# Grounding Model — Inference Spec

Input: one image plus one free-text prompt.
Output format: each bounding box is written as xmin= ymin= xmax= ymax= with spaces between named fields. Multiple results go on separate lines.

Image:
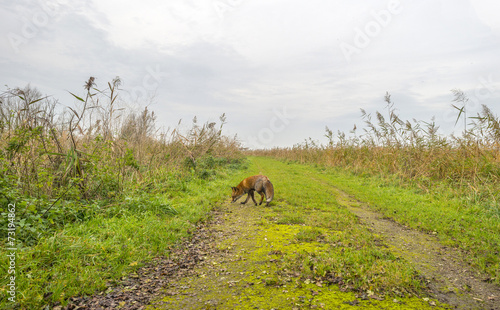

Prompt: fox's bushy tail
xmin=265 ymin=181 xmax=274 ymax=203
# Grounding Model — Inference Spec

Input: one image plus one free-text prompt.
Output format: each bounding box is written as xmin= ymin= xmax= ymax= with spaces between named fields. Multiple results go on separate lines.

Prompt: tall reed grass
xmin=0 ymin=77 xmax=242 ymax=246
xmin=252 ymin=92 xmax=500 ymax=205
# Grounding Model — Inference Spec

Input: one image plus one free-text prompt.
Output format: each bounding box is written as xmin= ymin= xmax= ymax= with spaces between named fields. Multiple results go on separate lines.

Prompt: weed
xmin=276 ymin=213 xmax=306 ymax=225
xmin=294 ymin=227 xmax=325 ymax=242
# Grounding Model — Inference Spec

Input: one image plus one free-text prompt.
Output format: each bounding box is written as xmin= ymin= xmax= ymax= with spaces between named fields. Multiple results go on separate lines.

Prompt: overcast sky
xmin=1 ymin=0 xmax=500 ymax=148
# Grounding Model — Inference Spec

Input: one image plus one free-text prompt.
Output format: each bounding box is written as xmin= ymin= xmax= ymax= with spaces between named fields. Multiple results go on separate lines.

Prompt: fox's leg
xmin=250 ymin=190 xmax=259 ymax=206
xmin=258 ymin=191 xmax=265 ymax=205
xmin=242 ymin=190 xmax=253 ymax=204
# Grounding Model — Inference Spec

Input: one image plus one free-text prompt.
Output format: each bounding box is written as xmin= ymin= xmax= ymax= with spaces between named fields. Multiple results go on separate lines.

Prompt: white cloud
xmin=82 ymin=1 xmax=224 ymax=50
xmin=1 ymin=0 xmax=500 ymax=148
xmin=471 ymin=0 xmax=500 ymax=35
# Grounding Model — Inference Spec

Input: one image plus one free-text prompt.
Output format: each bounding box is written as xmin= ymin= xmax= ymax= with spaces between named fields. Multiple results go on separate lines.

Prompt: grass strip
xmin=0 ymin=163 xmax=247 ymax=309
xmin=259 ymin=156 xmax=499 ymax=284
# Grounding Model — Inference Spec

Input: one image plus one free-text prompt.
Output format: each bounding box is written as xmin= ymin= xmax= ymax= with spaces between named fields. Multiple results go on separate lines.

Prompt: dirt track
xmin=64 ymin=186 xmax=500 ymax=310
xmin=336 ymin=190 xmax=500 ymax=310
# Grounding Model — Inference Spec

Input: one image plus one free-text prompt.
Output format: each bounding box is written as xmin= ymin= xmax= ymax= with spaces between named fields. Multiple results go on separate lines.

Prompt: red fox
xmin=231 ymin=175 xmax=274 ymax=207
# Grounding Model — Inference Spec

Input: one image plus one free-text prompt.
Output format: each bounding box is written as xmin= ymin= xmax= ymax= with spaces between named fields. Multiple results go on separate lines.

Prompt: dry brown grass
xmin=250 ymin=92 xmax=500 ymax=204
xmin=0 ymin=77 xmax=242 ymax=200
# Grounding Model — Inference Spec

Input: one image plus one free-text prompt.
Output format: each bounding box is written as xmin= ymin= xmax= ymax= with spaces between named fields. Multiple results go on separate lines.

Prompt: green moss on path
xmin=148 ymin=157 xmax=448 ymax=309
xmin=149 ymin=204 xmax=441 ymax=309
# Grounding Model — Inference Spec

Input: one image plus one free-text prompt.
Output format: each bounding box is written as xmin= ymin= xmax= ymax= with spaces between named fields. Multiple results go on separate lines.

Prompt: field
xmin=0 ymin=81 xmax=243 ymax=308
xmin=1 ymin=84 xmax=499 ymax=309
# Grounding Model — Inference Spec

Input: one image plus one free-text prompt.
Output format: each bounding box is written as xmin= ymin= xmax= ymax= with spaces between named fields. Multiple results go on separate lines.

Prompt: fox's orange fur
xmin=231 ymin=175 xmax=274 ymax=207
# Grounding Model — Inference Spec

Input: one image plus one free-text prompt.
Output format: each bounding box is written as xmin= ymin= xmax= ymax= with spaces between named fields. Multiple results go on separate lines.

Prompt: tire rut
xmin=335 ymin=190 xmax=500 ymax=310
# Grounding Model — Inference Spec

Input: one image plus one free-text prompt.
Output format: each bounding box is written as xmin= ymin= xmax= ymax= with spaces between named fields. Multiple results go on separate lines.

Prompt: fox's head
xmin=231 ymin=186 xmax=244 ymax=203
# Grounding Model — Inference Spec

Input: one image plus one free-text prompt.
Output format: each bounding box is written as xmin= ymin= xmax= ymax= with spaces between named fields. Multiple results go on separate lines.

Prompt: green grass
xmin=275 ymin=213 xmax=306 ymax=225
xmin=294 ymin=227 xmax=326 ymax=242
xmin=257 ymin=156 xmax=500 ymax=285
xmin=313 ymin=167 xmax=500 ymax=284
xmin=151 ymin=155 xmax=444 ymax=309
xmin=247 ymin=156 xmax=427 ymax=297
xmin=5 ymin=154 xmax=496 ymax=308
xmin=0 ymin=162 xmax=246 ymax=309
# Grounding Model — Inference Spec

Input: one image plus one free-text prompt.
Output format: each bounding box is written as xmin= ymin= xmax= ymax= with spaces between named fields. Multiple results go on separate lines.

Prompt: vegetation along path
xmin=144 ymin=157 xmax=499 ymax=310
